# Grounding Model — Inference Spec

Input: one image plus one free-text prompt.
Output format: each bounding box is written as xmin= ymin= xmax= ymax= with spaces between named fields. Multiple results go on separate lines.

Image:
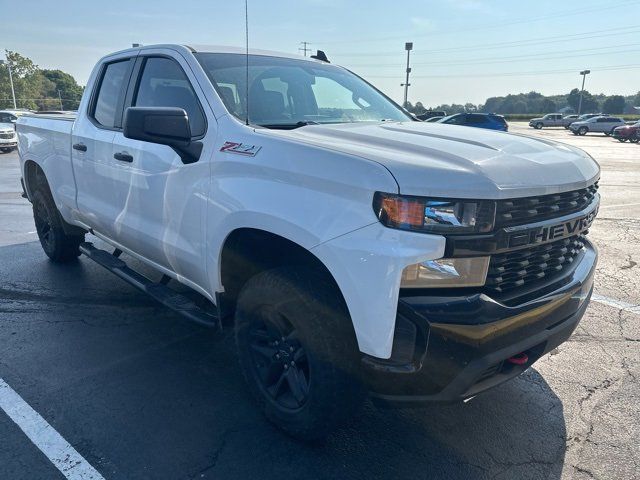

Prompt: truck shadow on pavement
xmin=0 ymin=241 xmax=566 ymax=480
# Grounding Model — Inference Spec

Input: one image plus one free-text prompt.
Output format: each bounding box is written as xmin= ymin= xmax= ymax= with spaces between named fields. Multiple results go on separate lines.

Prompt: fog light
xmin=400 ymin=257 xmax=490 ymax=288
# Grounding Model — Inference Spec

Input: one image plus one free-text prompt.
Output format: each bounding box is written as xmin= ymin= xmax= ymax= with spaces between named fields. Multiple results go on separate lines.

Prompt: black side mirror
xmin=123 ymin=107 xmax=202 ymax=163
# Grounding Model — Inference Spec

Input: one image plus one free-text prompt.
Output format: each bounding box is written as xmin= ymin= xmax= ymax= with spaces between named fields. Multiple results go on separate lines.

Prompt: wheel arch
xmin=218 ymin=227 xmax=350 ymax=323
xmin=23 ymin=159 xmax=49 ymax=200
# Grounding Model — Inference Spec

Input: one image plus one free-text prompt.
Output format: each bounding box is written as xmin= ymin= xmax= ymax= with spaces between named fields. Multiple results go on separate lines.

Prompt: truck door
xmin=108 ymin=54 xmax=213 ymax=289
xmin=72 ymin=57 xmax=134 ymax=237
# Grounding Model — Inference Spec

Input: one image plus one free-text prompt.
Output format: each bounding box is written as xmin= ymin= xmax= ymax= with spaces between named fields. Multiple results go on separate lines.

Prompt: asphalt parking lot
xmin=1 ymin=122 xmax=638 ymax=480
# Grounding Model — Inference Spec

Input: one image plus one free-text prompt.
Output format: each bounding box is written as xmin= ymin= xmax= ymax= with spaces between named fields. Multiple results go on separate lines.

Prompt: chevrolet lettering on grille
xmin=507 ymin=202 xmax=599 ymax=248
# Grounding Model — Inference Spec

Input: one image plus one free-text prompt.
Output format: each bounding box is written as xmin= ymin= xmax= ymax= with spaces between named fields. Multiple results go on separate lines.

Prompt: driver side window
xmin=134 ymin=57 xmax=206 ymax=138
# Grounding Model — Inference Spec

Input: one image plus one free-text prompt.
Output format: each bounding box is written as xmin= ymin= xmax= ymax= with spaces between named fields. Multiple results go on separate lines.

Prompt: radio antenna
xmin=245 ymin=0 xmax=250 ymax=126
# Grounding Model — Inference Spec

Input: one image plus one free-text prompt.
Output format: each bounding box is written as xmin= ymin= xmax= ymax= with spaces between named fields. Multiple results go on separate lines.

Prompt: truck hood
xmin=263 ymin=122 xmax=600 ymax=199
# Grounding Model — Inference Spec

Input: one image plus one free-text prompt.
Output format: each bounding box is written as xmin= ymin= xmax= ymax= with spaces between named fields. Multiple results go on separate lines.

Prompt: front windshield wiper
xmin=257 ymin=121 xmax=320 ymax=130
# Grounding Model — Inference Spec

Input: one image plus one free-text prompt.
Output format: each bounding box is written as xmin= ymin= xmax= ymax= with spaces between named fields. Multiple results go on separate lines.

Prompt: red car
xmin=612 ymin=122 xmax=640 ymax=142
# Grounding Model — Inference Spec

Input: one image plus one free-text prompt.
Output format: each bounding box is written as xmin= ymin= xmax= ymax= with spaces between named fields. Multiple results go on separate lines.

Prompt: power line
xmin=299 ymin=41 xmax=311 ymax=56
xmin=364 ymin=63 xmax=640 ymax=79
xmin=345 ymin=44 xmax=640 ymax=68
xmin=331 ymin=26 xmax=640 ymax=57
xmin=316 ymin=0 xmax=640 ymax=45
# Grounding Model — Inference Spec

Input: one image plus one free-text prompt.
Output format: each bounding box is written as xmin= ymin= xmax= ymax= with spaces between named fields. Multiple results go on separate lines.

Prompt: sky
xmin=2 ymin=0 xmax=640 ymax=106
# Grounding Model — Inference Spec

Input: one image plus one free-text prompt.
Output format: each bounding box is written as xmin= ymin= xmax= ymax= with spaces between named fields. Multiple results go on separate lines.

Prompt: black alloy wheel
xmin=248 ymin=307 xmax=310 ymax=410
xmin=33 ymin=192 xmax=55 ymax=254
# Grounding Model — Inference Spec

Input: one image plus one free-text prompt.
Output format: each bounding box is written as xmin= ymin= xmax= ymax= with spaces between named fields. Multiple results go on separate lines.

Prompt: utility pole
xmin=577 ymin=69 xmax=591 ymax=115
xmin=58 ymin=90 xmax=64 ymax=111
xmin=299 ymin=41 xmax=311 ymax=57
xmin=0 ymin=57 xmax=17 ymax=109
xmin=400 ymin=42 xmax=413 ymax=108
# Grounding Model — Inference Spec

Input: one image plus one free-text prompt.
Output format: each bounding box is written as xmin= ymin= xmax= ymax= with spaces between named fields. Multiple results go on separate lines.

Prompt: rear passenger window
xmin=134 ymin=57 xmax=206 ymax=137
xmin=92 ymin=60 xmax=131 ymax=128
xmin=467 ymin=114 xmax=484 ymax=124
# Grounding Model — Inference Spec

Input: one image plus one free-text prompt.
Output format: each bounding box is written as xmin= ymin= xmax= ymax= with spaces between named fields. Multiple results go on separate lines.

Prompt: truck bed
xmin=17 ymin=113 xmax=77 ymax=217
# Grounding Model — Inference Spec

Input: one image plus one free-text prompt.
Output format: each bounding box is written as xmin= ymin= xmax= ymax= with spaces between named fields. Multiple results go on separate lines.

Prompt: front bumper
xmin=363 ymin=240 xmax=597 ymax=405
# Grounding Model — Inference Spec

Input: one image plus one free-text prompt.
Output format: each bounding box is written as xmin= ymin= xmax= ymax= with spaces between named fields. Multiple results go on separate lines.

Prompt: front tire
xmin=235 ymin=266 xmax=364 ymax=441
xmin=1 ymin=147 xmax=14 ymax=153
xmin=578 ymin=126 xmax=588 ymax=136
xmin=535 ymin=122 xmax=543 ymax=129
xmin=32 ymin=187 xmax=84 ymax=262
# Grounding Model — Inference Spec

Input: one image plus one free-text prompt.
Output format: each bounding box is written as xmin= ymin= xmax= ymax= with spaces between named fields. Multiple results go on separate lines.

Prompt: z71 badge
xmin=220 ymin=142 xmax=262 ymax=156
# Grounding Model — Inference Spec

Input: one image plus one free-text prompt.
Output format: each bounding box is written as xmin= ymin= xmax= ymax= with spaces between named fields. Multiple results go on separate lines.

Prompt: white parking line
xmin=591 ymin=294 xmax=640 ymax=314
xmin=0 ymin=378 xmax=105 ymax=480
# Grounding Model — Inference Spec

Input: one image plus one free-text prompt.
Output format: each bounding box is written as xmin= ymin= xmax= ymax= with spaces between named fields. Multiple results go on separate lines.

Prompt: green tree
xmin=41 ymin=70 xmax=84 ymax=110
xmin=567 ymin=88 xmax=599 ymax=114
xmin=541 ymin=98 xmax=557 ymax=113
xmin=413 ymin=101 xmax=426 ymax=115
xmin=1 ymin=50 xmax=48 ymax=109
xmin=602 ymin=95 xmax=626 ymax=114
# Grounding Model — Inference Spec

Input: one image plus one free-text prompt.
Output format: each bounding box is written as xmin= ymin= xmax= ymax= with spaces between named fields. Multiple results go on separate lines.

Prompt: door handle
xmin=113 ymin=151 xmax=133 ymax=163
xmin=72 ymin=143 xmax=87 ymax=152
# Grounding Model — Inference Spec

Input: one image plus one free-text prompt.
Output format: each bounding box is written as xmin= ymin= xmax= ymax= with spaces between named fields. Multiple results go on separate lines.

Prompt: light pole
xmin=0 ymin=58 xmax=17 ymax=109
xmin=401 ymin=42 xmax=413 ymax=108
xmin=577 ymin=69 xmax=590 ymax=115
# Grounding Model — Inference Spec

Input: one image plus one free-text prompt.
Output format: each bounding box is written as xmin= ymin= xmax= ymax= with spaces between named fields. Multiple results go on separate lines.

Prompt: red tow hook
xmin=507 ymin=352 xmax=529 ymax=365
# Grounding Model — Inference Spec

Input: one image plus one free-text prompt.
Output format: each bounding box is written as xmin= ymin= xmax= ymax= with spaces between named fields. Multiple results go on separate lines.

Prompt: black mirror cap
xmin=123 ymin=107 xmax=191 ymax=146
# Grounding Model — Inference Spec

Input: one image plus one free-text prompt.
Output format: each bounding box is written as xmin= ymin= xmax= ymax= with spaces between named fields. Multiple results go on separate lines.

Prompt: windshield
xmin=195 ymin=53 xmax=411 ymax=128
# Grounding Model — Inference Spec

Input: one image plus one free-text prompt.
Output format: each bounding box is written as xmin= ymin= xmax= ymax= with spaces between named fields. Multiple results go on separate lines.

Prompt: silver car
xmin=569 ymin=115 xmax=625 ymax=136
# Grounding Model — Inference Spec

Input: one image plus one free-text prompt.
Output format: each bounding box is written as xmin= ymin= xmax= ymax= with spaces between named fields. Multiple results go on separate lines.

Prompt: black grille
xmin=495 ymin=182 xmax=598 ymax=228
xmin=485 ymin=235 xmax=586 ymax=294
xmin=0 ymin=132 xmax=14 ymax=139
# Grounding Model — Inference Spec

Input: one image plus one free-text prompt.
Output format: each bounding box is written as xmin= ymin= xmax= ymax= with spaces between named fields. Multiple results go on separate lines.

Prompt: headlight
xmin=373 ymin=192 xmax=495 ymax=234
xmin=401 ymin=257 xmax=490 ymax=288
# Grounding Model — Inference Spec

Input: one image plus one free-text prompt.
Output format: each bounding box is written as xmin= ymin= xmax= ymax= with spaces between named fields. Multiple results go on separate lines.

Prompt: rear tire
xmin=618 ymin=138 xmax=627 ymax=142
xmin=235 ymin=266 xmax=364 ymax=442
xmin=32 ymin=186 xmax=84 ymax=262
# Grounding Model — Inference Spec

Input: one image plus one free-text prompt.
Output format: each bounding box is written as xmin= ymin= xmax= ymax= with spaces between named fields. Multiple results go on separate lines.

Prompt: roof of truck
xmin=109 ymin=44 xmax=323 ymax=63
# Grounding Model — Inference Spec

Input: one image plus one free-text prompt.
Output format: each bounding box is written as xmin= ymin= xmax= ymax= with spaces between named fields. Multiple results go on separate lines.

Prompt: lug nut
xmin=284 ymin=364 xmax=289 ymax=369
xmin=289 ymin=346 xmax=294 ymax=352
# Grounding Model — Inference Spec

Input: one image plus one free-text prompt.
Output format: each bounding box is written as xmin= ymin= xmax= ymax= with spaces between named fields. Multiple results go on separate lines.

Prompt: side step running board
xmin=79 ymin=242 xmax=219 ymax=328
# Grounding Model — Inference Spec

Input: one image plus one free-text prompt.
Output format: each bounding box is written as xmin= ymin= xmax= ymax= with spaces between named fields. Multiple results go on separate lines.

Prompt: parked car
xmin=425 ymin=115 xmax=444 ymax=122
xmin=436 ymin=112 xmax=508 ymax=131
xmin=17 ymin=44 xmax=600 ymax=440
xmin=562 ymin=114 xmax=580 ymax=129
xmin=575 ymin=113 xmax=602 ymax=122
xmin=416 ymin=110 xmax=446 ymax=121
xmin=0 ymin=122 xmax=17 ymax=152
xmin=569 ymin=116 xmax=625 ymax=136
xmin=529 ymin=114 xmax=581 ymax=129
xmin=0 ymin=109 xmax=32 ymax=126
xmin=612 ymin=122 xmax=640 ymax=142
xmin=529 ymin=113 xmax=563 ymax=129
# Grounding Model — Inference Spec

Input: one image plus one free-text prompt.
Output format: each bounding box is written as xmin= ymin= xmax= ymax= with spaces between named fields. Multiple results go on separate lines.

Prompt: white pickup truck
xmin=17 ymin=44 xmax=600 ymax=440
